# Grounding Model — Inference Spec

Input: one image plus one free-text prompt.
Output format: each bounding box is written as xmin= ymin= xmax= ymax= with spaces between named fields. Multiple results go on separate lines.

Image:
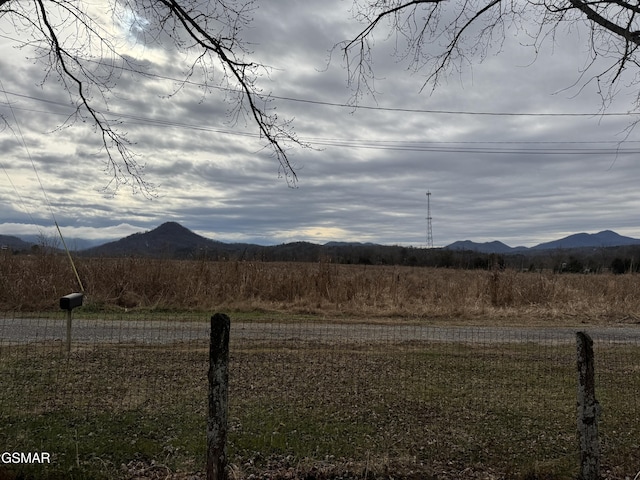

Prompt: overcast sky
xmin=1 ymin=1 xmax=640 ymax=248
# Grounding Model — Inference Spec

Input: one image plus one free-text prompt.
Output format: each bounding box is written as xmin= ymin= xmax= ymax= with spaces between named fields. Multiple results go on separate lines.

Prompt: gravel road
xmin=2 ymin=317 xmax=639 ymax=345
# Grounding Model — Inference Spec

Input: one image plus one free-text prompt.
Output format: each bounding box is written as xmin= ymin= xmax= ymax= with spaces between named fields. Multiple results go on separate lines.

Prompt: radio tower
xmin=426 ymin=191 xmax=433 ymax=248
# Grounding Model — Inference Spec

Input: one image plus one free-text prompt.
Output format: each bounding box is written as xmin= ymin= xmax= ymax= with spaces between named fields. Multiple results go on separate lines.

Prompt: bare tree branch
xmin=0 ymin=0 xmax=302 ymax=194
xmin=33 ymin=0 xmax=150 ymax=195
xmin=569 ymin=0 xmax=640 ymax=43
xmin=341 ymin=0 xmax=640 ymax=114
xmin=154 ymin=0 xmax=299 ymax=183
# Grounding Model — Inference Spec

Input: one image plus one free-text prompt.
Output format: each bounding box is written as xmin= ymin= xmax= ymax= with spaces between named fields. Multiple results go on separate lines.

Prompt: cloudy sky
xmin=1 ymin=1 xmax=640 ymax=248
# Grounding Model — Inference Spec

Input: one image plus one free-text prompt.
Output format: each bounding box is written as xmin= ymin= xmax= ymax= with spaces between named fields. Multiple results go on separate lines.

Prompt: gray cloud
xmin=1 ymin=0 xmax=640 ymax=249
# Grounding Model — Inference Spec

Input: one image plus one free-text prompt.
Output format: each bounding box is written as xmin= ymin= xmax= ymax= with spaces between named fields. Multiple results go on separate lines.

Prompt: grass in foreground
xmin=1 ymin=336 xmax=639 ymax=479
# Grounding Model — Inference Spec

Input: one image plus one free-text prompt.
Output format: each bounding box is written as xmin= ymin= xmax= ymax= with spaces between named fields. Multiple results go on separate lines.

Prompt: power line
xmin=0 ymin=81 xmax=84 ymax=291
xmin=89 ymin=60 xmax=640 ymax=117
xmin=426 ymin=191 xmax=433 ymax=249
xmin=268 ymin=95 xmax=637 ymax=117
xmin=3 ymin=88 xmax=640 ymax=155
xmin=0 ymin=37 xmax=636 ymax=119
xmin=302 ymin=137 xmax=640 ymax=154
xmin=0 ymin=83 xmax=54 ymax=228
xmin=2 ymin=25 xmax=640 ymax=119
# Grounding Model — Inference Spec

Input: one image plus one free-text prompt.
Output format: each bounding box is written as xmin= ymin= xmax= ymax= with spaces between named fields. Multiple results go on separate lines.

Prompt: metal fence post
xmin=576 ymin=331 xmax=600 ymax=480
xmin=207 ymin=313 xmax=230 ymax=480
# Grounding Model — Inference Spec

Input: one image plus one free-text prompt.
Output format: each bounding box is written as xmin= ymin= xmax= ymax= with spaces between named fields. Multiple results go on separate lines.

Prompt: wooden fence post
xmin=207 ymin=313 xmax=230 ymax=480
xmin=576 ymin=331 xmax=600 ymax=480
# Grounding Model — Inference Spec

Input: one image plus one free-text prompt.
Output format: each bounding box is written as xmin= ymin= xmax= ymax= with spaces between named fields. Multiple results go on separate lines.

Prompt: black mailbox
xmin=60 ymin=292 xmax=84 ymax=310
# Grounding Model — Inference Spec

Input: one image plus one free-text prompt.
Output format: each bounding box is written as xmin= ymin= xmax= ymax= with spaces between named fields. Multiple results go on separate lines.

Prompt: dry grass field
xmin=2 ymin=253 xmax=640 ymax=479
xmin=2 ymin=253 xmax=640 ymax=325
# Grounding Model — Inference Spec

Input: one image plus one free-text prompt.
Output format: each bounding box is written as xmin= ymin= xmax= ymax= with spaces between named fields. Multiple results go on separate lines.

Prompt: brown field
xmin=2 ymin=253 xmax=640 ymax=325
xmin=2 ymin=254 xmax=640 ymax=479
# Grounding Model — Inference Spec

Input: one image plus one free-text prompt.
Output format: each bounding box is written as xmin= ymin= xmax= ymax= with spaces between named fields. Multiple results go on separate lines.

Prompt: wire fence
xmin=1 ymin=310 xmax=639 ymax=479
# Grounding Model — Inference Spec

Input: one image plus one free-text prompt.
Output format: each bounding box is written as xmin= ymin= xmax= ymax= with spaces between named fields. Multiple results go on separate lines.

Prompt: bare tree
xmin=0 ymin=0 xmax=300 ymax=195
xmin=341 ymin=0 xmax=640 ymax=109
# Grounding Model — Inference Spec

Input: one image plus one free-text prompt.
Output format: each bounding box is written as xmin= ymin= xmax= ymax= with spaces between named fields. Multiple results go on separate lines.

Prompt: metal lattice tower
xmin=426 ymin=191 xmax=433 ymax=248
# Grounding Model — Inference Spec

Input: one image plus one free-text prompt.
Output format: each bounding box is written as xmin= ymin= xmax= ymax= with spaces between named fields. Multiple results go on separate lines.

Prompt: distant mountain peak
xmin=445 ymin=230 xmax=640 ymax=253
xmin=156 ymin=221 xmax=187 ymax=231
xmin=150 ymin=221 xmax=203 ymax=238
xmin=531 ymin=230 xmax=640 ymax=250
xmin=82 ymin=221 xmax=219 ymax=257
xmin=445 ymin=240 xmax=516 ymax=254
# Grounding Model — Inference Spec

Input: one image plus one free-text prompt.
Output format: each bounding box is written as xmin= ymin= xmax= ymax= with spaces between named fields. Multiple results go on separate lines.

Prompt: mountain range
xmin=446 ymin=230 xmax=640 ymax=254
xmin=0 ymin=234 xmax=33 ymax=251
xmin=2 ymin=222 xmax=640 ymax=257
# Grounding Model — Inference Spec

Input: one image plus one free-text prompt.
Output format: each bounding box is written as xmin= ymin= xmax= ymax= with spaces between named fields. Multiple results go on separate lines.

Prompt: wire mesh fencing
xmin=1 ymin=310 xmax=639 ymax=479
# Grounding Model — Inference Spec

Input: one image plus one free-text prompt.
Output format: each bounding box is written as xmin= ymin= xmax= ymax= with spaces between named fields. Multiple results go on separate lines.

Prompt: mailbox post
xmin=60 ymin=293 xmax=84 ymax=352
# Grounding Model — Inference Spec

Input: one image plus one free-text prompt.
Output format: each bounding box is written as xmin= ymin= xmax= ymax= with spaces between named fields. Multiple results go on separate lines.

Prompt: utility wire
xmin=0 ymin=124 xmax=41 ymax=230
xmin=88 ymin=58 xmax=639 ymax=118
xmin=0 ymin=29 xmax=638 ymax=118
xmin=2 ymin=89 xmax=639 ymax=155
xmin=0 ymin=81 xmax=84 ymax=292
xmin=0 ymin=74 xmax=637 ymax=119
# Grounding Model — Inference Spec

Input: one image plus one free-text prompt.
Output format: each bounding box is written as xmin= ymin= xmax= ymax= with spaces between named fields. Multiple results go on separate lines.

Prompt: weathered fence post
xmin=207 ymin=313 xmax=230 ymax=480
xmin=576 ymin=331 xmax=600 ymax=480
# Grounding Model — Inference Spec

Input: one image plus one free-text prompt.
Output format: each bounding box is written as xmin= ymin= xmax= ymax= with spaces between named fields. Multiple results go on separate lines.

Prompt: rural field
xmin=1 ymin=254 xmax=640 ymax=479
xmin=3 ymin=254 xmax=640 ymax=323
